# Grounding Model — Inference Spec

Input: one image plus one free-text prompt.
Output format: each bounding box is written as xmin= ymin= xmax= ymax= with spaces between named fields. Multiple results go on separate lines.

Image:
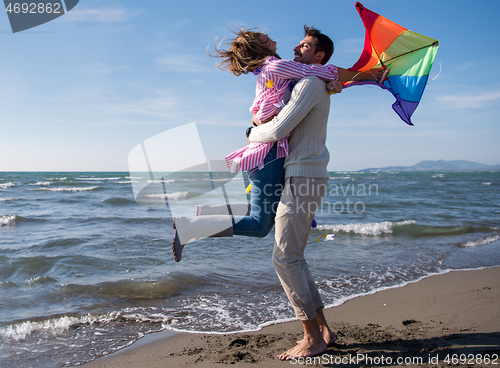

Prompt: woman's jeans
xmin=232 ymin=144 xmax=285 ymax=237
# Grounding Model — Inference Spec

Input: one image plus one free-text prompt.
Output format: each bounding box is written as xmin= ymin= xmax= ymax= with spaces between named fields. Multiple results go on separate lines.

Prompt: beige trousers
xmin=272 ymin=176 xmax=328 ymax=321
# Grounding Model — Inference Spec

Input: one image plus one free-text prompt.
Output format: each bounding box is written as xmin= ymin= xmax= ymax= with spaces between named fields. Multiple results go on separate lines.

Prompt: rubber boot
xmin=195 ymin=203 xmax=251 ymax=216
xmin=172 ymin=215 xmax=233 ymax=262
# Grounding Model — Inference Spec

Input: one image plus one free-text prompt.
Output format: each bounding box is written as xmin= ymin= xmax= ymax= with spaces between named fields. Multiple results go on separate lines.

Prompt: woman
xmin=172 ymin=29 xmax=343 ymax=262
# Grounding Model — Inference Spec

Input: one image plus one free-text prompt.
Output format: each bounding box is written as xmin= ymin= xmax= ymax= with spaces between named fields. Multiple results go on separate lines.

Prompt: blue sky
xmin=1 ymin=0 xmax=499 ymax=171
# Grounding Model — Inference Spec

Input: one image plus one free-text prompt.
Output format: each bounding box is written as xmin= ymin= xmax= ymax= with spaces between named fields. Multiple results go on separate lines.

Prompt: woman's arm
xmin=268 ymin=59 xmax=385 ymax=83
xmin=267 ymin=59 xmax=338 ymax=82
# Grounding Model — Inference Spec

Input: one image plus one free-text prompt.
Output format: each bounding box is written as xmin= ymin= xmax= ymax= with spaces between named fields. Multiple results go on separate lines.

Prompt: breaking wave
xmin=29 ymin=186 xmax=99 ymax=192
xmin=1 ymin=215 xmax=16 ymax=227
xmin=76 ymin=177 xmax=121 ymax=181
xmin=460 ymin=235 xmax=500 ymax=248
xmin=27 ymin=182 xmax=52 ymax=186
xmin=316 ymin=220 xmax=497 ymax=238
xmin=145 ymin=191 xmax=188 ymax=200
xmin=0 ymin=198 xmax=18 ymax=202
xmin=0 ymin=313 xmax=138 ymax=342
xmin=317 ymin=220 xmax=416 ymax=236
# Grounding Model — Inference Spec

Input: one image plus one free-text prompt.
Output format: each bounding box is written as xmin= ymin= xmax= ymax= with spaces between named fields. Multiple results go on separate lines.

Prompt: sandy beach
xmin=82 ymin=267 xmax=500 ymax=368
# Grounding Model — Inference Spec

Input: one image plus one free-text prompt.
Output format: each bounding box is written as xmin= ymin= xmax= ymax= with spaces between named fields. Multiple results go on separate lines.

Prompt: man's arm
xmin=248 ymin=76 xmax=326 ymax=143
xmin=337 ymin=67 xmax=385 ymax=83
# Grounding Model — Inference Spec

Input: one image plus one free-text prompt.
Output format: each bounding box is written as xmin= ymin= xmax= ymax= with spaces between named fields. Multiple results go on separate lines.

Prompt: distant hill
xmin=358 ymin=160 xmax=500 ymax=172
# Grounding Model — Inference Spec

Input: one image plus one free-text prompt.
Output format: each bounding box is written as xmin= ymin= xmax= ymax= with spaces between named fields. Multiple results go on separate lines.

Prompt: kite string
xmin=431 ymin=62 xmax=442 ymax=81
xmin=352 ymin=63 xmax=441 ymax=85
xmin=351 ymin=71 xmax=376 ymax=82
xmin=351 ymin=72 xmax=363 ymax=81
xmin=424 ymin=62 xmax=442 ymax=85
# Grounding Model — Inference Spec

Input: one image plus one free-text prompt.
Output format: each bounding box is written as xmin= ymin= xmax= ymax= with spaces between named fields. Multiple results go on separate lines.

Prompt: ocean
xmin=1 ymin=171 xmax=499 ymax=367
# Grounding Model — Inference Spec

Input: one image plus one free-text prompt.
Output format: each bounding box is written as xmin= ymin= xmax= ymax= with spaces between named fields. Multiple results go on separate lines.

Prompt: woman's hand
xmin=252 ymin=115 xmax=262 ymax=126
xmin=327 ymin=80 xmax=342 ymax=94
xmin=252 ymin=114 xmax=276 ymax=127
xmin=253 ymin=115 xmax=271 ymax=126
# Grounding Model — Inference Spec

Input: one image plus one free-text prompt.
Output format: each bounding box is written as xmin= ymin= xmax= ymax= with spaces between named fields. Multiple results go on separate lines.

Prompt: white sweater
xmin=248 ymin=76 xmax=330 ymax=179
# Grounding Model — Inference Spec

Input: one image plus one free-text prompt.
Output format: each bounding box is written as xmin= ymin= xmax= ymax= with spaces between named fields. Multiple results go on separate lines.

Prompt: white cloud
xmin=436 ymin=90 xmax=500 ymax=108
xmin=74 ymin=62 xmax=129 ymax=77
xmin=62 ymin=7 xmax=137 ymax=22
xmin=170 ymin=19 xmax=191 ymax=29
xmin=336 ymin=37 xmax=364 ymax=55
xmin=109 ymin=89 xmax=181 ymax=118
xmin=157 ymin=55 xmax=214 ymax=73
xmin=454 ymin=62 xmax=475 ymax=72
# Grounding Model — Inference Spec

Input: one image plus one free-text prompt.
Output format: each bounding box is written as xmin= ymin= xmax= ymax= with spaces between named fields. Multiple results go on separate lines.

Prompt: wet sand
xmin=82 ymin=267 xmax=500 ymax=367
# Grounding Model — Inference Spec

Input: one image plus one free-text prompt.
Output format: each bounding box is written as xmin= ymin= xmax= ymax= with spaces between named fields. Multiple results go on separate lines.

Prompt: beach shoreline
xmin=82 ymin=266 xmax=500 ymax=368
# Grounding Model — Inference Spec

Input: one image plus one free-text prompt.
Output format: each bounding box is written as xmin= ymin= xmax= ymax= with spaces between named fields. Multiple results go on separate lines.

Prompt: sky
xmin=1 ymin=0 xmax=499 ymax=172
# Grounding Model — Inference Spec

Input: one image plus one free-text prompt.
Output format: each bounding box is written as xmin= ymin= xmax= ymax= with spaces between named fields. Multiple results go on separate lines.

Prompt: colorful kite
xmin=344 ymin=2 xmax=439 ymax=126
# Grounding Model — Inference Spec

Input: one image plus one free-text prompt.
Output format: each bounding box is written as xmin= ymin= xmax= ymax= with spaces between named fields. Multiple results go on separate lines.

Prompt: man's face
xmin=293 ymin=36 xmax=322 ymax=64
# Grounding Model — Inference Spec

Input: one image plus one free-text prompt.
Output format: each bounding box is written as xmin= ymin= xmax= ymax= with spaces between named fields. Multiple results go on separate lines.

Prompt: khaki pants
xmin=272 ymin=177 xmax=328 ymax=320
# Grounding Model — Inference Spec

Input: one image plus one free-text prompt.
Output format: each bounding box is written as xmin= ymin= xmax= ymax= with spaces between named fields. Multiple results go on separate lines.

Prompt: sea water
xmin=0 ymin=171 xmax=499 ymax=367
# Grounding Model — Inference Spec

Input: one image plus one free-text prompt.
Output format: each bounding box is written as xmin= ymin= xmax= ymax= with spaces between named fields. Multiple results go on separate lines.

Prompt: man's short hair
xmin=304 ymin=25 xmax=334 ymax=65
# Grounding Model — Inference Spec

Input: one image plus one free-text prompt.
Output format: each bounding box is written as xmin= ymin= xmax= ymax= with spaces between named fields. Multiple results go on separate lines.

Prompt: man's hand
xmin=367 ymin=67 xmax=386 ymax=83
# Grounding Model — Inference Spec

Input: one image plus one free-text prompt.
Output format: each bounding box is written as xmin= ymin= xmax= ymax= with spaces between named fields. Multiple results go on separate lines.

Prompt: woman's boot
xmin=172 ymin=215 xmax=233 ymax=262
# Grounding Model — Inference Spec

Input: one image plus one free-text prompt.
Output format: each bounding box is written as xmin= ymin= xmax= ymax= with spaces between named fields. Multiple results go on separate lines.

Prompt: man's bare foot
xmin=314 ymin=308 xmax=336 ymax=346
xmin=321 ymin=328 xmax=336 ymax=346
xmin=297 ymin=331 xmax=336 ymax=346
xmin=277 ymin=338 xmax=327 ymax=360
xmin=297 ymin=326 xmax=337 ymax=347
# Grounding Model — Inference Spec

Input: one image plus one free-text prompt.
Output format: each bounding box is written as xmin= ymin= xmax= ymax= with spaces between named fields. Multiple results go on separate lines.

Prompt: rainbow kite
xmin=344 ymin=2 xmax=439 ymax=126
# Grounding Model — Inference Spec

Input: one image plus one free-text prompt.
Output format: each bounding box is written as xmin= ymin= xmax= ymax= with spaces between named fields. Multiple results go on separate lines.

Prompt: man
xmin=249 ymin=26 xmax=384 ymax=360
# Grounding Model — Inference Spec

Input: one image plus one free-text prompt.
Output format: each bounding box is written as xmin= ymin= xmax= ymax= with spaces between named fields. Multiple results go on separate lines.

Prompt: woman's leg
xmin=172 ymin=214 xmax=233 ymax=262
xmin=232 ymin=144 xmax=285 ymax=237
xmin=195 ymin=203 xmax=250 ymax=216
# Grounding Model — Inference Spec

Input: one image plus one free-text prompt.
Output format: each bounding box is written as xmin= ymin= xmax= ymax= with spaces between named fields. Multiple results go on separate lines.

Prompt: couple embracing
xmin=172 ymin=25 xmax=384 ymax=360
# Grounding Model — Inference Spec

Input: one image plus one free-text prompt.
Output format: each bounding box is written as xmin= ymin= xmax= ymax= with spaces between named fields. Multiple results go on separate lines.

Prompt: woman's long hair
xmin=211 ymin=28 xmax=280 ymax=76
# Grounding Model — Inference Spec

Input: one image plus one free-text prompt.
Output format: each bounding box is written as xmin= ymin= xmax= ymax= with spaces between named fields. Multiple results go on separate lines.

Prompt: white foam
xmin=0 ymin=198 xmax=18 ymax=202
xmin=317 ymin=220 xmax=416 ymax=236
xmin=145 ymin=191 xmax=188 ymax=200
xmin=29 ymin=186 xmax=99 ymax=192
xmin=26 ymin=276 xmax=56 ymax=287
xmin=203 ymin=178 xmax=243 ymax=182
xmin=0 ymin=215 xmax=16 ymax=226
xmin=28 ymin=182 xmax=52 ymax=186
xmin=322 ymin=270 xmax=452 ymax=311
xmin=145 ymin=179 xmax=175 ymax=184
xmin=0 ymin=182 xmax=15 ymax=189
xmin=76 ymin=177 xmax=121 ymax=181
xmin=140 ymin=267 xmax=500 ymax=338
xmin=461 ymin=235 xmax=500 ymax=248
xmin=0 ymin=315 xmax=95 ymax=341
xmin=0 ymin=312 xmax=158 ymax=341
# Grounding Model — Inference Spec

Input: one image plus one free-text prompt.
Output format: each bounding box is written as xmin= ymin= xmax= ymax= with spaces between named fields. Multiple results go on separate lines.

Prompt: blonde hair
xmin=212 ymin=28 xmax=280 ymax=76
